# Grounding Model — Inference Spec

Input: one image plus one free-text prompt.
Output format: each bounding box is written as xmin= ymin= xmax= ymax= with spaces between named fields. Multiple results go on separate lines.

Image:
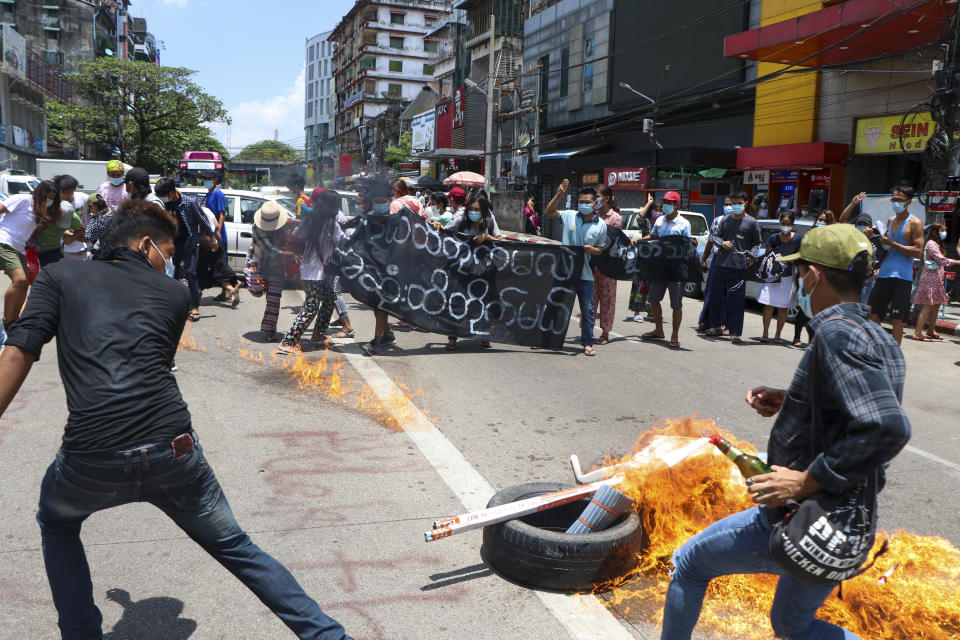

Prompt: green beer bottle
xmin=709 ymin=435 xmax=772 ymax=479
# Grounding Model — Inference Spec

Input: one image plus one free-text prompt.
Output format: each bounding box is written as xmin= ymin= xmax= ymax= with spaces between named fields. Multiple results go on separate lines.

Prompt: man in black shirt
xmin=155 ymin=177 xmax=211 ymax=322
xmin=704 ymin=191 xmax=762 ymax=343
xmin=0 ymin=200 xmax=350 ymax=640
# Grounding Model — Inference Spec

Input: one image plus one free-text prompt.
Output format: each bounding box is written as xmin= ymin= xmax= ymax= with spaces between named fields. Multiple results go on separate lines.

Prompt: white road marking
xmin=298 ymin=292 xmax=634 ymax=640
xmin=904 ymin=445 xmax=960 ymax=475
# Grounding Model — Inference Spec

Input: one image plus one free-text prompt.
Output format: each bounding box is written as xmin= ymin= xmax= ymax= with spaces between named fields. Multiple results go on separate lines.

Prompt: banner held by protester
xmin=591 ymin=227 xmax=701 ymax=282
xmin=331 ymin=209 xmax=584 ymax=349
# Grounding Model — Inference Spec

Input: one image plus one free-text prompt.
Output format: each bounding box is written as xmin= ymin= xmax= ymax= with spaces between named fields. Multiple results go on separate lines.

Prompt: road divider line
xmin=904 ymin=445 xmax=960 ymax=475
xmin=333 ymin=343 xmax=635 ymax=639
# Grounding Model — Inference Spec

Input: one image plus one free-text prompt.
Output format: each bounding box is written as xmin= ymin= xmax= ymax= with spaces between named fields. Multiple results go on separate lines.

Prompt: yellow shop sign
xmin=854 ymin=113 xmax=936 ymax=155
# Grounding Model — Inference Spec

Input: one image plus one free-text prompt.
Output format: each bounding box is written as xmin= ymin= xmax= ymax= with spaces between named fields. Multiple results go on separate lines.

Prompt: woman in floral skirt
xmin=912 ymin=222 xmax=959 ymax=342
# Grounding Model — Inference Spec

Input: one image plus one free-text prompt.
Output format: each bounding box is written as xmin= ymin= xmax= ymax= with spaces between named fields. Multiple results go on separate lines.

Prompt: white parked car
xmin=621 ymin=209 xmax=709 ymax=297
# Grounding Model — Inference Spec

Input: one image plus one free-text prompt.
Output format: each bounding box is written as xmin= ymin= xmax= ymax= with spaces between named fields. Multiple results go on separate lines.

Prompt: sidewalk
xmin=919 ymin=300 xmax=960 ymax=336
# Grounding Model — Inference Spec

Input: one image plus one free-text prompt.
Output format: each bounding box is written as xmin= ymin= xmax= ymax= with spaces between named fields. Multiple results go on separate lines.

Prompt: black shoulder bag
xmin=769 ymin=317 xmax=888 ymax=588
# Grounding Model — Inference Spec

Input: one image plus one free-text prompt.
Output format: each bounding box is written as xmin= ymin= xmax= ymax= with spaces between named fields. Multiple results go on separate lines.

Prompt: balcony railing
xmin=21 ymin=46 xmax=73 ymax=103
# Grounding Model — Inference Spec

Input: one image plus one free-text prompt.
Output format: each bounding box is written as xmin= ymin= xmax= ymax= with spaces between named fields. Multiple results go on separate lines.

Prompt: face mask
xmin=891 ymin=201 xmax=906 ymax=214
xmin=46 ymin=198 xmax=55 ymax=208
xmin=797 ymin=269 xmax=819 ymax=318
xmin=372 ymin=203 xmax=389 ymax=214
xmin=109 ymin=177 xmax=124 ymax=186
xmin=856 ymin=225 xmax=868 ymax=233
xmin=468 ymin=210 xmax=482 ymax=223
xmin=203 ymin=180 xmax=214 ymax=189
xmin=594 ymin=199 xmax=604 ymax=212
xmin=578 ymin=203 xmax=595 ymax=216
xmin=723 ymin=205 xmax=733 ymax=215
xmin=940 ymin=231 xmax=948 ymax=240
xmin=426 ymin=205 xmax=438 ymax=217
xmin=159 ymin=196 xmax=171 ymax=205
xmin=814 ymin=221 xmax=825 ymax=227
xmin=662 ymin=204 xmax=675 ymax=215
xmin=729 ymin=204 xmax=745 ymax=215
xmin=779 ymin=226 xmax=792 ymax=234
xmin=147 ymin=239 xmax=175 ymax=277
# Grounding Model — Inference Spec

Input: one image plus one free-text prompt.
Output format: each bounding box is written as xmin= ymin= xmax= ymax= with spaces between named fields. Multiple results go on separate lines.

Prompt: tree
xmin=47 ymin=58 xmax=229 ymax=172
xmin=234 ymin=140 xmax=303 ymax=163
xmin=384 ymin=131 xmax=412 ymax=170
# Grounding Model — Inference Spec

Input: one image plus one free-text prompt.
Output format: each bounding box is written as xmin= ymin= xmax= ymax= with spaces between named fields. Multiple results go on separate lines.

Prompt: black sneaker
xmin=380 ymin=330 xmax=396 ymax=345
xmin=361 ymin=339 xmax=379 ymax=357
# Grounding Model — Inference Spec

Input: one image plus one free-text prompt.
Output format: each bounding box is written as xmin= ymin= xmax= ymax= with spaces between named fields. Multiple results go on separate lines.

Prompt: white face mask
xmin=779 ymin=225 xmax=792 ymax=234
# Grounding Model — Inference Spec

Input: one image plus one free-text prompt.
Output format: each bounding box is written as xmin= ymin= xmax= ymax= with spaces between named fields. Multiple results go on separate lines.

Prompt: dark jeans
xmin=36 ymin=438 xmax=349 ymax=640
xmin=175 ymin=242 xmax=201 ymax=308
xmin=793 ymin=308 xmax=811 ymax=343
xmin=577 ymin=278 xmax=596 ymax=346
xmin=39 ymin=247 xmax=63 ymax=267
xmin=698 ymin=258 xmax=722 ymax=326
xmin=707 ymin=266 xmax=747 ymax=336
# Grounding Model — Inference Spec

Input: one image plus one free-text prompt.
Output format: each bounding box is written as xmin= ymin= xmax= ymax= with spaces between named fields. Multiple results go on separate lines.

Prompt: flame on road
xmin=594 ymin=416 xmax=960 ymax=640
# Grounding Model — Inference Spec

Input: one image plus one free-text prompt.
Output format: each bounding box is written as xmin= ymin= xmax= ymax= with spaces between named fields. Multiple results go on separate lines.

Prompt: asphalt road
xmin=3 ymin=280 xmax=958 ymax=639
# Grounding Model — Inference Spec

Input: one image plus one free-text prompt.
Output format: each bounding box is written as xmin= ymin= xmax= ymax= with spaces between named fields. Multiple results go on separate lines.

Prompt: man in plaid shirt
xmin=660 ymin=224 xmax=911 ymax=640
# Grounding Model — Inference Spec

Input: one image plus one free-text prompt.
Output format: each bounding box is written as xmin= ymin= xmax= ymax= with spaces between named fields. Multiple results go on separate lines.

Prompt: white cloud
xmin=211 ymin=67 xmax=306 ymax=154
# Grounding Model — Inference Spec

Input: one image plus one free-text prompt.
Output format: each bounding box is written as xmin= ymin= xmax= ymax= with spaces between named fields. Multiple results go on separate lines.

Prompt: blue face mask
xmin=723 ymin=205 xmax=733 ymax=215
xmin=729 ymin=204 xmax=745 ymax=215
xmin=148 ymin=239 xmax=175 ymax=278
xmin=797 ymin=270 xmax=818 ymax=318
xmin=372 ymin=203 xmax=389 ymax=214
xmin=159 ymin=196 xmax=171 ymax=205
xmin=891 ymin=201 xmax=906 ymax=214
xmin=940 ymin=231 xmax=948 ymax=240
xmin=814 ymin=221 xmax=825 ymax=227
xmin=578 ymin=203 xmax=594 ymax=216
xmin=46 ymin=198 xmax=55 ymax=208
xmin=109 ymin=176 xmax=124 ymax=186
xmin=856 ymin=224 xmax=868 ymax=233
xmin=467 ymin=210 xmax=482 ymax=223
xmin=662 ymin=204 xmax=675 ymax=216
xmin=203 ymin=180 xmax=215 ymax=189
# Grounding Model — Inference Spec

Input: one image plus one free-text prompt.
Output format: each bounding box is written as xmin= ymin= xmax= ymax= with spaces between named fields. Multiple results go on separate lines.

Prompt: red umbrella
xmin=443 ymin=171 xmax=485 ymax=188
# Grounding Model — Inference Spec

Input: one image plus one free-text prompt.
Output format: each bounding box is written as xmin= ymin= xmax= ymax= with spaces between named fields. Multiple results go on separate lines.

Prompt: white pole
xmin=484 ymin=13 xmax=496 ymax=190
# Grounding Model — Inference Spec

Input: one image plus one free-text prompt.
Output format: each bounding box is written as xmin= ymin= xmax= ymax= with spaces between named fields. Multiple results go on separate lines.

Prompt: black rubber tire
xmin=482 ymin=482 xmax=644 ymax=592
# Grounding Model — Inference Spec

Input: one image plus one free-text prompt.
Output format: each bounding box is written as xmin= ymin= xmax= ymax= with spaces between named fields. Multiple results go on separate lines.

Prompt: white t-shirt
xmin=63 ymin=192 xmax=91 ymax=254
xmin=652 ymin=214 xmax=692 ymax=238
xmin=0 ymin=194 xmax=38 ymax=253
xmin=299 ymin=223 xmax=344 ymax=281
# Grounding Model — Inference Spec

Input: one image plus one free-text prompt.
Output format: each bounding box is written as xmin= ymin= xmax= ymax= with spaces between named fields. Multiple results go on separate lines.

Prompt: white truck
xmin=0 ymin=171 xmax=40 ymax=195
xmin=36 ymin=159 xmax=132 ymax=192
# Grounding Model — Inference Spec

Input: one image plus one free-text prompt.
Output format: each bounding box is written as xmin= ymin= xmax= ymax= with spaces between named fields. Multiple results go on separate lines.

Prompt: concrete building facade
xmin=304 ymin=30 xmax=335 ymax=173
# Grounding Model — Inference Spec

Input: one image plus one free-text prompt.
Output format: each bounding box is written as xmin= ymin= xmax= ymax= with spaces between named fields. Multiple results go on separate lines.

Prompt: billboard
xmin=604 ymin=167 xmax=648 ymax=191
xmin=411 ymin=108 xmax=436 ymax=157
xmin=854 ymin=112 xmax=936 ymax=155
xmin=2 ymin=25 xmax=26 ymax=80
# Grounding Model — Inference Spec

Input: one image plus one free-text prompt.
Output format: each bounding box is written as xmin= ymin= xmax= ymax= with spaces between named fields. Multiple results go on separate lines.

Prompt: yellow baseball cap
xmin=778 ymin=224 xmax=872 ymax=271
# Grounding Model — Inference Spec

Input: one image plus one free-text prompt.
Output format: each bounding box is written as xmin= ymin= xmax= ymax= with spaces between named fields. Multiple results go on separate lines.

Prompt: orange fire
xmin=594 ymin=416 xmax=960 ymax=640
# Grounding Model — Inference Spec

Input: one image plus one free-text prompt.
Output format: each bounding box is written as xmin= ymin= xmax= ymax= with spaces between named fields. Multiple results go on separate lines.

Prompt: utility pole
xmin=484 ymin=13 xmax=496 ymax=190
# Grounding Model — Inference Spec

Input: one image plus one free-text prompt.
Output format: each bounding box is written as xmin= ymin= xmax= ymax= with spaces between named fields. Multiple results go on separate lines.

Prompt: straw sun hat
xmin=253 ymin=200 xmax=289 ymax=231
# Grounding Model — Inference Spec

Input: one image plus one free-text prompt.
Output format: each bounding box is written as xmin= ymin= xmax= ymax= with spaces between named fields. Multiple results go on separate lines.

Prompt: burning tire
xmin=482 ymin=482 xmax=643 ymax=592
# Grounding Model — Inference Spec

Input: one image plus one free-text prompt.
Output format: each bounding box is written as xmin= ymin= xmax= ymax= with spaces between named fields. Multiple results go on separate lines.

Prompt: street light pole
xmin=484 ymin=13 xmax=496 ymax=190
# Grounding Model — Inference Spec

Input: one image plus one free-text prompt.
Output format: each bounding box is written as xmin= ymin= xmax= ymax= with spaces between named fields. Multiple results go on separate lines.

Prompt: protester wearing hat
xmin=702 ymin=191 xmax=761 ymax=343
xmin=124 ymin=167 xmax=163 ymax=207
xmin=97 ymin=160 xmax=130 ymax=211
xmin=33 ymin=200 xmax=83 ymax=267
xmin=155 ymin=177 xmax=215 ymax=322
xmin=249 ymin=200 xmax=295 ymax=340
xmin=633 ymin=190 xmax=690 ymax=349
xmin=662 ymin=223 xmax=910 ymax=640
xmin=447 ymin=186 xmax=467 ymax=217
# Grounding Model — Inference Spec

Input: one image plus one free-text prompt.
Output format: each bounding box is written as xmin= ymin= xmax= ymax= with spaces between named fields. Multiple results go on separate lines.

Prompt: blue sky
xmin=131 ymin=0 xmax=356 ymax=153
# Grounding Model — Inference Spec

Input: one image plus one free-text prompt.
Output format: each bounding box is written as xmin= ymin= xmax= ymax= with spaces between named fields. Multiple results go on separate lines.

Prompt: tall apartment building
xmin=304 ymin=30 xmax=335 ymax=171
xmin=329 ymin=0 xmax=452 ymax=164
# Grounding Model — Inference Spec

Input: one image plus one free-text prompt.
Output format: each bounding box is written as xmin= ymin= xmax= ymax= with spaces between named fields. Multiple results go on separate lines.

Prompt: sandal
xmin=583 ymin=345 xmax=597 ymax=356
xmin=668 ymin=340 xmax=681 ymax=349
xmin=479 ymin=341 xmax=491 ymax=349
xmin=911 ymin=335 xmax=932 ymax=342
xmin=641 ymin=331 xmax=665 ymax=340
xmin=445 ymin=340 xmax=458 ymax=351
xmin=759 ymin=337 xmax=769 ymax=344
xmin=926 ymin=333 xmax=944 ymax=340
xmin=329 ymin=329 xmax=356 ymax=339
xmin=704 ymin=328 xmax=721 ymax=337
xmin=596 ymin=335 xmax=610 ymax=345
xmin=188 ymin=310 xmax=200 ymax=322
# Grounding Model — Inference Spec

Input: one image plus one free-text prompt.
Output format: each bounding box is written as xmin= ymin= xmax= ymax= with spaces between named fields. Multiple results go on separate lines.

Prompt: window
xmin=388 ymin=83 xmax=402 ymax=97
xmin=559 ymin=48 xmax=569 ymax=97
xmin=323 ymin=59 xmax=328 ymax=76
xmin=47 ymin=7 xmax=59 ymax=18
xmin=307 ymin=83 xmax=314 ymax=99
xmin=539 ymin=55 xmax=549 ymax=104
xmin=240 ymin=198 xmax=262 ymax=225
xmin=389 ymin=60 xmax=402 ymax=72
xmin=359 ymin=55 xmax=376 ymax=70
xmin=425 ymin=15 xmax=437 ymax=28
xmin=307 ymin=102 xmax=313 ymax=118
xmin=365 ymin=78 xmax=376 ymax=94
xmin=424 ymin=39 xmax=438 ymax=53
xmin=390 ymin=11 xmax=404 ymax=25
xmin=389 ymin=36 xmax=404 ymax=49
xmin=423 ymin=63 xmax=435 ymax=76
xmin=309 ymin=45 xmax=315 ymax=61
xmin=308 ymin=64 xmax=314 ymax=80
xmin=45 ymin=28 xmax=59 ymax=41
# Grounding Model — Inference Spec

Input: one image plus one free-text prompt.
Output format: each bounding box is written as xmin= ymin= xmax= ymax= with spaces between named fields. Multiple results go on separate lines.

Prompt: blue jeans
xmin=576 ymin=279 xmax=595 ymax=347
xmin=661 ymin=507 xmax=860 ymax=640
xmin=36 ymin=438 xmax=349 ymax=640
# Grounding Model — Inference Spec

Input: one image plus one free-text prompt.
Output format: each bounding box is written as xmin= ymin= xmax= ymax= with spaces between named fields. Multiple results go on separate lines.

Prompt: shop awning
xmin=536 ymin=144 xmax=608 ymax=160
xmin=737 ymin=142 xmax=849 ymax=169
xmin=723 ymin=0 xmax=954 ymax=67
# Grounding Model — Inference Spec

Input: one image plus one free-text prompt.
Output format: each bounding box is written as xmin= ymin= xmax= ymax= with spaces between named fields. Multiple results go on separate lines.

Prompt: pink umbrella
xmin=443 ymin=171 xmax=485 ymax=188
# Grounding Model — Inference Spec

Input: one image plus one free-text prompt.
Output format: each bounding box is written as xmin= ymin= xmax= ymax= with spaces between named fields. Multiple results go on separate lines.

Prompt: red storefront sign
xmin=338 ymin=156 xmax=353 ymax=178
xmin=604 ymin=167 xmax=649 ymax=191
xmin=928 ymin=191 xmax=960 ymax=213
xmin=436 ymin=98 xmax=453 ymax=148
xmin=453 ymin=86 xmax=466 ymax=129
xmin=809 ymin=171 xmax=831 ymax=189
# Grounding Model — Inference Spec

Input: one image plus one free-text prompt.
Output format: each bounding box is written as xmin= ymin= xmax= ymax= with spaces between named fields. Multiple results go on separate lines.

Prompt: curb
xmin=934 ymin=318 xmax=960 ymax=336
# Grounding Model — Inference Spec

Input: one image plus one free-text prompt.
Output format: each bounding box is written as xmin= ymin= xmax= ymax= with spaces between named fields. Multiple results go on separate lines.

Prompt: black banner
xmin=591 ymin=228 xmax=701 ymax=282
xmin=746 ymin=251 xmax=790 ymax=283
xmin=331 ymin=209 xmax=584 ymax=349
